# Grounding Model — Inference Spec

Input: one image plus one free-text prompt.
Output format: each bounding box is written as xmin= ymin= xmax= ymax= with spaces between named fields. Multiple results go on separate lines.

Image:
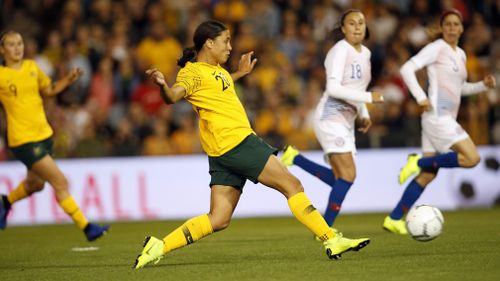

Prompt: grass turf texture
xmin=1 ymin=208 xmax=499 ymax=281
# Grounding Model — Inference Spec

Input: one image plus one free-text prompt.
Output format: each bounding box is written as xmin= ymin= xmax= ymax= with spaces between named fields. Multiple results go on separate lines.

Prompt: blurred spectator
xmin=135 ymin=21 xmax=182 ymax=82
xmin=142 ymin=119 xmax=173 ymax=156
xmin=0 ymin=0 xmax=497 ymax=160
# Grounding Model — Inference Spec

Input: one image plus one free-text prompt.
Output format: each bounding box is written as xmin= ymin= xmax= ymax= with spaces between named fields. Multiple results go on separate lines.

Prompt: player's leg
xmin=163 ymin=185 xmax=240 ymax=252
xmin=385 ymin=151 xmax=438 ymax=235
xmin=258 ymin=155 xmax=369 ymax=259
xmin=30 ymin=155 xmax=108 ymax=241
xmin=451 ymin=138 xmax=480 ymax=168
xmin=325 ymin=152 xmax=355 ymax=227
xmin=400 ymin=118 xmax=474 ymax=184
xmin=280 ymin=145 xmax=336 ymax=187
xmin=134 ymin=185 xmax=241 ymax=269
xmin=0 ymin=171 xmax=45 ymax=230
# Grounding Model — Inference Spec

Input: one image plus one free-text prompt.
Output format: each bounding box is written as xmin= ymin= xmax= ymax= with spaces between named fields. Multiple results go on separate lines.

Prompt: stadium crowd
xmin=0 ymin=0 xmax=498 ymax=160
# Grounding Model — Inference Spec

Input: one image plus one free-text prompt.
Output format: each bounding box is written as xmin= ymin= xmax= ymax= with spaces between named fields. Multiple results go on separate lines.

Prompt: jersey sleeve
xmin=410 ymin=41 xmax=440 ymax=70
xmin=34 ymin=61 xmax=52 ymax=90
xmin=173 ymin=66 xmax=201 ymax=97
xmin=325 ymin=43 xmax=348 ymax=81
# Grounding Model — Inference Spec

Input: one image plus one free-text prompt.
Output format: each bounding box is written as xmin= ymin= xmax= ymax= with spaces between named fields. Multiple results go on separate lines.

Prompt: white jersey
xmin=410 ymin=39 xmax=467 ymax=119
xmin=315 ymin=39 xmax=372 ymax=127
xmin=400 ymin=39 xmax=487 ymax=153
xmin=313 ymin=40 xmax=372 ymax=154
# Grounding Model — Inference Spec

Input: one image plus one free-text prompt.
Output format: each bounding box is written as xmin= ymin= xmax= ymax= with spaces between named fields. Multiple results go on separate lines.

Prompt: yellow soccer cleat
xmin=382 ymin=216 xmax=408 ymax=235
xmin=323 ymin=233 xmax=370 ymax=260
xmin=133 ymin=236 xmax=165 ymax=269
xmin=315 ymin=227 xmax=340 ymax=242
xmin=280 ymin=145 xmax=299 ymax=167
xmin=398 ymin=154 xmax=422 ymax=185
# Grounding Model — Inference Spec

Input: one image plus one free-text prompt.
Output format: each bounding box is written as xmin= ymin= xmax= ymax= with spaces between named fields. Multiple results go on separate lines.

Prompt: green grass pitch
xmin=1 ymin=208 xmax=499 ymax=281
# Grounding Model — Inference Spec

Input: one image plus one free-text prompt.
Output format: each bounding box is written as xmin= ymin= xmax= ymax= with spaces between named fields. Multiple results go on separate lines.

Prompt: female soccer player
xmin=0 ymin=31 xmax=108 ymax=241
xmin=134 ymin=20 xmax=370 ymax=269
xmin=281 ymin=9 xmax=384 ymax=231
xmin=383 ymin=9 xmax=496 ymax=234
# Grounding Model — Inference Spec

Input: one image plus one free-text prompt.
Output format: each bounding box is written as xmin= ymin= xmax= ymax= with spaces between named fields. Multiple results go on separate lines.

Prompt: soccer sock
xmin=7 ymin=181 xmax=29 ymax=205
xmin=59 ymin=196 xmax=89 ymax=229
xmin=418 ymin=152 xmax=459 ymax=169
xmin=294 ymin=154 xmax=336 ymax=187
xmin=287 ymin=192 xmax=335 ymax=241
xmin=163 ymin=214 xmax=214 ymax=254
xmin=390 ymin=179 xmax=424 ymax=220
xmin=323 ymin=178 xmax=352 ymax=226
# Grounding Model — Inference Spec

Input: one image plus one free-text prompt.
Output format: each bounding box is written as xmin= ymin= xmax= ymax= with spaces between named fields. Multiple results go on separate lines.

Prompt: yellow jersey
xmin=0 ymin=60 xmax=53 ymax=147
xmin=174 ymin=62 xmax=254 ymax=156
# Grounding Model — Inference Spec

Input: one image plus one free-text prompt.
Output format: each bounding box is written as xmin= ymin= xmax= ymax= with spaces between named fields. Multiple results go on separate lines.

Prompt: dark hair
xmin=439 ymin=9 xmax=463 ymax=26
xmin=332 ymin=9 xmax=370 ymax=42
xmin=177 ymin=20 xmax=228 ymax=67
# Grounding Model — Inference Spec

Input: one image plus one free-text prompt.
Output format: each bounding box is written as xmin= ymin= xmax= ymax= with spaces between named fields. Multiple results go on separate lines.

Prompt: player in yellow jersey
xmin=0 ymin=31 xmax=109 ymax=241
xmin=133 ymin=20 xmax=369 ymax=269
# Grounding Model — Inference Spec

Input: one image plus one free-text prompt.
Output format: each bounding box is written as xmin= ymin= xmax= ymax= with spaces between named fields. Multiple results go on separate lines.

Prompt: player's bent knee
xmin=29 ymin=184 xmax=45 ymax=193
xmin=468 ymin=154 xmax=481 ymax=168
xmin=283 ymin=175 xmax=304 ymax=194
xmin=25 ymin=179 xmax=45 ymax=193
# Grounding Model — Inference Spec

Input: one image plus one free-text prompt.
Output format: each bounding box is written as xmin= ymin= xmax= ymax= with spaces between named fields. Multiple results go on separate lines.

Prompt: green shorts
xmin=208 ymin=134 xmax=278 ymax=189
xmin=10 ymin=137 xmax=53 ymax=169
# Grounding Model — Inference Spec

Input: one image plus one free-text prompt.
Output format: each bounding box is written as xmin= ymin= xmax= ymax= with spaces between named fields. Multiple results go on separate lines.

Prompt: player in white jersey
xmin=281 ymin=9 xmax=384 ymax=233
xmin=383 ymin=9 xmax=497 ymax=235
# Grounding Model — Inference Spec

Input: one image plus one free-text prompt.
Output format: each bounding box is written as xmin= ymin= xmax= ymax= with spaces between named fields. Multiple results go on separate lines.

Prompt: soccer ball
xmin=405 ymin=205 xmax=444 ymax=242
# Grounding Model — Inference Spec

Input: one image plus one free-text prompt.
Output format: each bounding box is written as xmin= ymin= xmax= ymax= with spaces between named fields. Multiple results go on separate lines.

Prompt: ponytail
xmin=177 ymin=46 xmax=197 ymax=67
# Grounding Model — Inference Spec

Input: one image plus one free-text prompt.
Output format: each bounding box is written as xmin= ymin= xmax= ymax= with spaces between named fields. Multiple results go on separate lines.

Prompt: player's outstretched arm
xmin=231 ymin=51 xmax=257 ymax=81
xmin=145 ymin=68 xmax=185 ymax=104
xmin=41 ymin=67 xmax=83 ymax=97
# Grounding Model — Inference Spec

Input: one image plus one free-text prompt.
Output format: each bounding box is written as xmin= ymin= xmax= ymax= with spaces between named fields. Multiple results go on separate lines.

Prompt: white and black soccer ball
xmin=406 ymin=205 xmax=444 ymax=242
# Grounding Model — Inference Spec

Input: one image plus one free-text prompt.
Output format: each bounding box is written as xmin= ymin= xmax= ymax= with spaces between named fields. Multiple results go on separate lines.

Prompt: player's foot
xmin=382 ymin=216 xmax=408 ymax=235
xmin=398 ymin=154 xmax=421 ymax=184
xmin=315 ymin=227 xmax=339 ymax=241
xmin=281 ymin=145 xmax=299 ymax=167
xmin=323 ymin=233 xmax=370 ymax=260
xmin=134 ymin=236 xmax=165 ymax=269
xmin=0 ymin=195 xmax=10 ymax=230
xmin=84 ymin=223 xmax=110 ymax=242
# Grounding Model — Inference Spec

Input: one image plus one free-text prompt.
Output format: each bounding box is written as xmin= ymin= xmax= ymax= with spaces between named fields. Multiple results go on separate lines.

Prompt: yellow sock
xmin=162 ymin=214 xmax=214 ymax=254
xmin=7 ymin=181 xmax=29 ymax=204
xmin=288 ymin=192 xmax=334 ymax=241
xmin=59 ymin=196 xmax=89 ymax=229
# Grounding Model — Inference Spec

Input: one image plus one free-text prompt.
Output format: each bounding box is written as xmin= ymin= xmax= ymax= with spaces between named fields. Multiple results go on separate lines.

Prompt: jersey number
xmin=214 ymin=72 xmax=230 ymax=91
xmin=350 ymin=64 xmax=362 ymax=79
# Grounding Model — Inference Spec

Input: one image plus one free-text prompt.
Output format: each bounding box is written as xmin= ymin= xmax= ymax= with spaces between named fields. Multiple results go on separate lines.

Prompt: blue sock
xmin=323 ymin=178 xmax=352 ymax=226
xmin=418 ymin=152 xmax=459 ymax=169
xmin=390 ymin=179 xmax=424 ymax=220
xmin=294 ymin=154 xmax=336 ymax=187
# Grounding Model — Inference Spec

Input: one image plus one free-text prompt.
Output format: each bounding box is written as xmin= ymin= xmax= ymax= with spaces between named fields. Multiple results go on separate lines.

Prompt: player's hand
xmin=68 ymin=67 xmax=83 ymax=83
xmin=371 ymin=91 xmax=384 ymax=103
xmin=237 ymin=51 xmax=257 ymax=75
xmin=484 ymin=74 xmax=496 ymax=88
xmin=145 ymin=68 xmax=167 ymax=86
xmin=418 ymin=99 xmax=432 ymax=112
xmin=358 ymin=117 xmax=372 ymax=133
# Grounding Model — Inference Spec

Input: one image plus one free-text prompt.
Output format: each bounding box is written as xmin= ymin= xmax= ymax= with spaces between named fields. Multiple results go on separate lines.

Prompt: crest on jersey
xmin=334 ymin=137 xmax=345 ymax=147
